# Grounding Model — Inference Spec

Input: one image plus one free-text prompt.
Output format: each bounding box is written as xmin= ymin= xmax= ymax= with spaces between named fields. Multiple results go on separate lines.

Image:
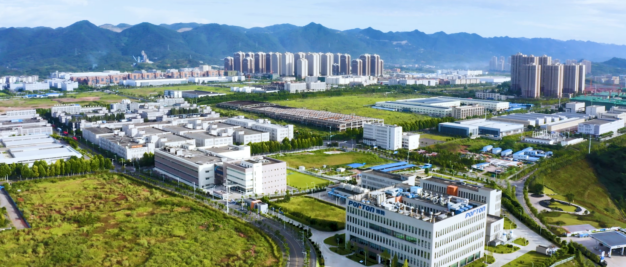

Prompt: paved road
xmin=510 ymin=170 xmax=547 ymax=228
xmin=0 ymin=188 xmax=27 ymax=229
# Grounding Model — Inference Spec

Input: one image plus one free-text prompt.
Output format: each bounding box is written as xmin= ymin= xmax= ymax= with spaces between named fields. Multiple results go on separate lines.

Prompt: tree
xmin=531 ymin=183 xmax=544 ymax=195
xmin=564 ymin=193 xmax=575 ymax=203
xmin=392 ymin=254 xmax=398 ymax=267
xmin=402 ymin=259 xmax=409 ymax=267
xmin=380 ymin=250 xmax=391 ymax=267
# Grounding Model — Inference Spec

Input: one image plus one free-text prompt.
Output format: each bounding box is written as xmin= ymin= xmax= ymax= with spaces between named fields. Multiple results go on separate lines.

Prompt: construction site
xmin=217 ymin=101 xmax=383 ymax=131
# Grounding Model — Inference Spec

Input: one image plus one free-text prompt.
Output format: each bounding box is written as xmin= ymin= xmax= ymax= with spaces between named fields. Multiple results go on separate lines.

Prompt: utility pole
xmin=588 ymin=133 xmax=592 ymax=154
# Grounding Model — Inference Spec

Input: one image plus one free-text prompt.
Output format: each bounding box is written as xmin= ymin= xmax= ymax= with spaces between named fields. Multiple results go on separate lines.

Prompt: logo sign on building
xmin=465 ymin=206 xmax=486 ymax=219
xmin=348 ymin=200 xmax=386 ymax=216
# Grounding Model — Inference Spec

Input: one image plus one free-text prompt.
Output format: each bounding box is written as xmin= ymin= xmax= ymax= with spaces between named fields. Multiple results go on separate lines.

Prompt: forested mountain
xmin=2 ymin=20 xmax=626 ymax=76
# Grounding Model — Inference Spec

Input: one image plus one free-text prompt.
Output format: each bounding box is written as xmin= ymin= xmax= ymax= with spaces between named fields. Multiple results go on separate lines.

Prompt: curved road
xmin=509 ymin=170 xmax=547 ymax=228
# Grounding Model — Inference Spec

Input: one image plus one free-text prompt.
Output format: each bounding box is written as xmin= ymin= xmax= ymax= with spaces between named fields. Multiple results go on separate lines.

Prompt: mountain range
xmin=2 ymin=20 xmax=626 ymax=76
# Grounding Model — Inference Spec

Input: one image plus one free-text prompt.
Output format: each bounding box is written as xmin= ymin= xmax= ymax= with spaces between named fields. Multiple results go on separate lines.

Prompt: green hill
xmin=4 ymin=20 xmax=626 ymax=76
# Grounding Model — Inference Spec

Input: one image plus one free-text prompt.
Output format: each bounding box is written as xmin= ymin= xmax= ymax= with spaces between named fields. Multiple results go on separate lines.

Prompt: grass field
xmin=287 ymin=172 xmax=331 ymax=190
xmin=513 ymin=238 xmax=529 ymax=246
xmin=542 ymin=159 xmax=626 ymax=227
xmin=542 ymin=212 xmax=604 ymax=228
xmin=275 ymin=149 xmax=394 ymax=169
xmin=273 ymin=196 xmax=345 ymax=231
xmin=548 ymin=202 xmax=578 ymax=212
xmin=0 ymin=91 xmax=125 ymax=112
xmin=0 ymin=174 xmax=280 ymax=267
xmin=503 ymin=216 xmax=517 ymax=230
xmin=419 ymin=133 xmax=452 ymax=141
xmin=118 ymin=85 xmax=233 ymax=97
xmin=502 ymin=251 xmax=552 ymax=267
xmin=271 ymin=94 xmax=431 ymax=125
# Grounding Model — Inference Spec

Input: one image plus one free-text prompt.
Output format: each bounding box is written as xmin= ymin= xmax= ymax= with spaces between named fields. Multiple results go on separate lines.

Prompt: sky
xmin=1 ymin=0 xmax=625 ymax=45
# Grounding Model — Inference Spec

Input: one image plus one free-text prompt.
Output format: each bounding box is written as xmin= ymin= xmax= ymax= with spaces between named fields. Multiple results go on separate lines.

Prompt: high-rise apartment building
xmin=379 ymin=59 xmax=384 ymax=76
xmin=565 ymin=59 xmax=578 ymax=65
xmin=254 ymin=52 xmax=266 ymax=74
xmin=294 ymin=52 xmax=306 ymax=66
xmin=242 ymin=57 xmax=255 ymax=74
xmin=321 ymin=53 xmax=334 ymax=76
xmin=224 ymin=57 xmax=234 ymax=71
xmin=296 ymin=58 xmax=308 ymax=80
xmin=542 ymin=64 xmax=564 ymax=98
xmin=233 ymin=52 xmax=245 ymax=73
xmin=332 ymin=64 xmax=340 ymax=76
xmin=351 ymin=59 xmax=363 ymax=76
xmin=563 ymin=64 xmax=580 ymax=94
xmin=578 ymin=64 xmax=586 ymax=93
xmin=581 ymin=60 xmax=591 ymax=74
xmin=340 ymin=54 xmax=352 ymax=75
xmin=360 ymin=54 xmax=371 ymax=76
xmin=306 ymin=53 xmax=321 ymax=77
xmin=521 ymin=63 xmax=541 ymax=98
xmin=489 ymin=56 xmax=498 ymax=71
xmin=511 ymin=53 xmax=538 ymax=93
xmin=334 ymin=53 xmax=342 ymax=74
xmin=271 ymin=52 xmax=282 ymax=75
xmin=281 ymin=52 xmax=295 ymax=76
xmin=370 ymin=54 xmax=382 ymax=76
xmin=265 ymin=52 xmax=274 ymax=74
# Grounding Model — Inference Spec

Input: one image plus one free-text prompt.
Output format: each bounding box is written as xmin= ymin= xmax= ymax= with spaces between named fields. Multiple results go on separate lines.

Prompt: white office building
xmin=402 ymin=133 xmax=420 ymax=150
xmin=223 ymin=157 xmax=287 ymax=195
xmin=284 ymin=82 xmax=308 ymax=93
xmin=345 ymin=182 xmax=499 ymax=267
xmin=363 ymin=123 xmax=402 ymax=150
xmin=233 ymin=128 xmax=270 ymax=144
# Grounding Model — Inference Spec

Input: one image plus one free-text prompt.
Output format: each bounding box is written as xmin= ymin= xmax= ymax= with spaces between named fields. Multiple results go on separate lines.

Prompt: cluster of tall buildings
xmin=511 ymin=53 xmax=586 ymax=98
xmin=488 ymin=56 xmax=508 ymax=72
xmin=224 ymin=52 xmax=383 ymax=78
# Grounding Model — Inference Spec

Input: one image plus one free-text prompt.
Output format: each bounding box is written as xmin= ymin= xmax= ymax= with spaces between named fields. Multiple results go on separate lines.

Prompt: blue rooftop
xmin=371 ymin=162 xmax=407 ymax=170
xmin=346 ymin=163 xmax=366 ymax=168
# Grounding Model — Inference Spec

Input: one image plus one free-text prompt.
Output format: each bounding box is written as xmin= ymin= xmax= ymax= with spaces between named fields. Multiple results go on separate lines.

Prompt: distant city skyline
xmin=2 ymin=0 xmax=626 ymax=45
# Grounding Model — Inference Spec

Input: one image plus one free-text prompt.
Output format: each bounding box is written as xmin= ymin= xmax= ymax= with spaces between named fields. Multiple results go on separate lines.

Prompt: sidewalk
xmin=0 ymin=188 xmax=27 ymax=230
xmin=491 ymin=211 xmax=556 ymax=267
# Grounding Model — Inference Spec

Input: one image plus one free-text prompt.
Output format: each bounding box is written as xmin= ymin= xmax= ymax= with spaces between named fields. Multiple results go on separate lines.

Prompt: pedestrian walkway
xmin=0 ymin=188 xmax=27 ymax=230
xmin=491 ymin=211 xmax=556 ymax=267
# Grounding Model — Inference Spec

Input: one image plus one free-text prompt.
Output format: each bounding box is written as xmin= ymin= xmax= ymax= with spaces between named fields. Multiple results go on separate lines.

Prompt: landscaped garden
xmin=503 ymin=216 xmax=517 ymax=229
xmin=0 ymin=174 xmax=281 ymax=267
xmin=271 ymin=196 xmax=345 ymax=231
xmin=501 ymin=251 xmax=553 ymax=267
xmin=485 ymin=244 xmax=520 ymax=254
xmin=513 ymin=238 xmax=529 ymax=246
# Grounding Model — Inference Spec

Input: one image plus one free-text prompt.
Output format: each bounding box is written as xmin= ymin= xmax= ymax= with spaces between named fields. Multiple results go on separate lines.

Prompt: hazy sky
xmin=1 ymin=0 xmax=625 ymax=45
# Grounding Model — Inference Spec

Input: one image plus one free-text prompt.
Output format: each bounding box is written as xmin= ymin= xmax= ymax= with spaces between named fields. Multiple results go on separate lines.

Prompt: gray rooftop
xmin=85 ymin=127 xmax=115 ymax=135
xmin=562 ymin=224 xmax=597 ymax=233
xmin=581 ymin=119 xmax=622 ymax=125
xmin=424 ymin=176 xmax=496 ymax=192
xmin=591 ymin=231 xmax=626 ymax=248
xmin=159 ymin=148 xmax=222 ymax=165
xmin=362 ymin=169 xmax=407 ymax=181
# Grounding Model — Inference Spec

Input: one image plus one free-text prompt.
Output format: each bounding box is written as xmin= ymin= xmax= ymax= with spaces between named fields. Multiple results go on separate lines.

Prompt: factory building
xmin=225 ymin=116 xmax=293 ymax=141
xmin=402 ymin=133 xmax=420 ymax=150
xmin=438 ymin=119 xmax=524 ymax=138
xmin=578 ymin=118 xmax=624 ymax=137
xmin=539 ymin=118 xmax=585 ymax=132
xmin=420 ymin=177 xmax=502 ymax=216
xmin=0 ymin=135 xmax=82 ymax=166
xmin=155 ymin=146 xmax=222 ymax=188
xmin=374 ymin=97 xmax=508 ymax=119
xmin=363 ymin=123 xmax=403 ymax=150
xmin=490 ymin=113 xmax=589 ymax=127
xmin=345 ymin=182 xmax=502 ymax=267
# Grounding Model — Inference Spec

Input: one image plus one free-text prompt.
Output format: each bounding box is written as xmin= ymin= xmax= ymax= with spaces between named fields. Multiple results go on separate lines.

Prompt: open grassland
xmin=271 ymin=94 xmax=431 ymax=125
xmin=119 ymin=85 xmax=234 ymax=97
xmin=275 ymin=149 xmax=394 ymax=169
xmin=0 ymin=92 xmax=124 ymax=112
xmin=0 ymin=174 xmax=280 ymax=267
xmin=286 ymin=172 xmax=331 ymax=190
xmin=273 ymin=196 xmax=345 ymax=231
xmin=548 ymin=202 xmax=578 ymax=212
xmin=419 ymin=133 xmax=453 ymax=141
xmin=543 ymin=212 xmax=604 ymax=228
xmin=542 ymin=159 xmax=626 ymax=227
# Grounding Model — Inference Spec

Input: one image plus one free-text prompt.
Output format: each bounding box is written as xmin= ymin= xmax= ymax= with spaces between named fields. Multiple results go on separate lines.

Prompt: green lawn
xmin=502 ymin=251 xmax=552 ymax=267
xmin=485 ymin=244 xmax=520 ymax=254
xmin=347 ymin=252 xmax=378 ymax=266
xmin=419 ymin=133 xmax=452 ymax=141
xmin=503 ymin=216 xmax=517 ymax=230
xmin=323 ymin=233 xmax=346 ymax=246
xmin=1 ymin=174 xmax=280 ymax=267
xmin=271 ymin=94 xmax=431 ymax=124
xmin=274 ymin=149 xmax=394 ymax=169
xmin=118 ymin=84 xmax=234 ymax=97
xmin=272 ymin=196 xmax=345 ymax=231
xmin=287 ymin=172 xmax=331 ymax=190
xmin=542 ymin=212 xmax=604 ymax=228
xmin=513 ymin=238 xmax=529 ymax=246
xmin=548 ymin=202 xmax=578 ymax=212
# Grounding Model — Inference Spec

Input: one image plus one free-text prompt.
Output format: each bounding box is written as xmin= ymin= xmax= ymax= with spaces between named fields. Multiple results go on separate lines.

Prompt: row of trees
xmin=397 ymin=117 xmax=455 ymax=132
xmin=249 ymin=137 xmax=324 ymax=155
xmin=0 ymin=155 xmax=113 ymax=179
xmin=169 ymin=107 xmax=200 ymax=115
xmin=83 ymin=112 xmax=125 ymax=122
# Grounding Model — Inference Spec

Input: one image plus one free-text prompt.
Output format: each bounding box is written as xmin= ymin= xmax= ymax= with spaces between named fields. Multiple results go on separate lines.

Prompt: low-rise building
xmin=223 ymin=157 xmax=287 ymax=195
xmin=565 ymin=102 xmax=585 ymax=113
xmin=155 ymin=146 xmax=223 ymax=189
xmin=402 ymin=133 xmax=420 ymax=150
xmin=439 ymin=119 xmax=524 ymax=138
xmin=225 ymin=117 xmax=293 ymax=141
xmin=233 ymin=128 xmax=270 ymax=145
xmin=578 ymin=118 xmax=624 ymax=137
xmin=0 ymin=141 xmax=82 ymax=166
xmin=360 ymin=170 xmax=416 ymax=190
xmin=451 ymin=105 xmax=485 ymax=119
xmin=421 ymin=176 xmax=502 ymax=216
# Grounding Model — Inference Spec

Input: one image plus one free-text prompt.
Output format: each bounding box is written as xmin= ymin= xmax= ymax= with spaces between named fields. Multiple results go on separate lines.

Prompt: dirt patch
xmin=55 ymin=97 xmax=100 ymax=103
xmin=249 ymin=245 xmax=256 ymax=256
xmin=238 ymin=232 xmax=248 ymax=238
xmin=173 ymin=207 xmax=191 ymax=212
xmin=17 ymin=197 xmax=24 ymax=202
xmin=199 ymin=225 xmax=207 ymax=230
xmin=116 ymin=194 xmax=127 ymax=201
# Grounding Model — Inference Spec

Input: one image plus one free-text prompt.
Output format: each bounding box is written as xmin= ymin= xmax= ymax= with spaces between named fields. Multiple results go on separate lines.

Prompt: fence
xmin=549 ymin=256 xmax=575 ymax=267
xmin=1 ymin=187 xmax=31 ymax=228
